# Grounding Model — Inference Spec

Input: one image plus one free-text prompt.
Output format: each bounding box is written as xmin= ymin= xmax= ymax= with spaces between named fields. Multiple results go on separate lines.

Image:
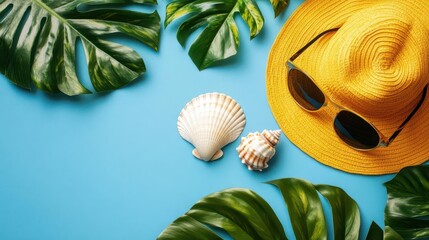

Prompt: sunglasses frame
xmin=286 ymin=28 xmax=427 ymax=151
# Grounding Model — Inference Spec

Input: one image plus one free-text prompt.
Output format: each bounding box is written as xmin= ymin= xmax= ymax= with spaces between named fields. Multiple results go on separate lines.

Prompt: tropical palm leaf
xmin=316 ymin=185 xmax=361 ymax=240
xmin=366 ymin=222 xmax=384 ymax=240
xmin=164 ymin=0 xmax=289 ymax=70
xmin=158 ymin=178 xmax=364 ymax=240
xmin=385 ymin=166 xmax=429 ymax=239
xmin=0 ymin=0 xmax=160 ymax=95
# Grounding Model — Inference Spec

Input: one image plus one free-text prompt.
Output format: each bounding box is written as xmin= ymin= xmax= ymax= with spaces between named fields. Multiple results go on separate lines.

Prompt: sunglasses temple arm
xmin=386 ymin=85 xmax=428 ymax=145
xmin=289 ymin=28 xmax=340 ymax=61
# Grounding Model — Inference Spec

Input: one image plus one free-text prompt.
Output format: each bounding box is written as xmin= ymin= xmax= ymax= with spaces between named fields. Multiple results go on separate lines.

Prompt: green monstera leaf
xmin=385 ymin=166 xmax=429 ymax=239
xmin=158 ymin=178 xmax=365 ymax=240
xmin=0 ymin=0 xmax=160 ymax=96
xmin=164 ymin=0 xmax=289 ymax=70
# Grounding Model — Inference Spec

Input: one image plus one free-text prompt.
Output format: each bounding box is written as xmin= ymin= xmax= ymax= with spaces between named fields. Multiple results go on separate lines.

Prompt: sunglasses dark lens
xmin=334 ymin=111 xmax=380 ymax=149
xmin=288 ymin=68 xmax=325 ymax=110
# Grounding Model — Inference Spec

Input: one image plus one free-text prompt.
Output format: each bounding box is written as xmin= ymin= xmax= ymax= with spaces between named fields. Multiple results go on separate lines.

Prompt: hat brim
xmin=266 ymin=0 xmax=429 ymax=175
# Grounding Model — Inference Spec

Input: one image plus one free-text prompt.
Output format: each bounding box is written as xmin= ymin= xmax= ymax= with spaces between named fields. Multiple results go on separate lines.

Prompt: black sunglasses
xmin=286 ymin=28 xmax=427 ymax=150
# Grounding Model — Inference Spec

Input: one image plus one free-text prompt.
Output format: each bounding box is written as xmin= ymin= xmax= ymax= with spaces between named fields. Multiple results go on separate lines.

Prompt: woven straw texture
xmin=266 ymin=0 xmax=429 ymax=175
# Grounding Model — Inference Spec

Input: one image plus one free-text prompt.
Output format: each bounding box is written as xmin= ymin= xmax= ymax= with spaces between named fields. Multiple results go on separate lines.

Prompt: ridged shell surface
xmin=237 ymin=130 xmax=281 ymax=171
xmin=178 ymin=92 xmax=246 ymax=161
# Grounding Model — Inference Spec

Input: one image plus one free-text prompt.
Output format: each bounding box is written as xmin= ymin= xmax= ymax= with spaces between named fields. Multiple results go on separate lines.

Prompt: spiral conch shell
xmin=237 ymin=130 xmax=281 ymax=171
xmin=177 ymin=92 xmax=246 ymax=161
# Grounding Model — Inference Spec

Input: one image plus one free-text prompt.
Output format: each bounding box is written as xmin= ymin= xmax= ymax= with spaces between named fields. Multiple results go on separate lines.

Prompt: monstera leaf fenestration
xmin=158 ymin=178 xmax=371 ymax=240
xmin=0 ymin=0 xmax=160 ymax=95
xmin=385 ymin=166 xmax=429 ymax=239
xmin=165 ymin=0 xmax=289 ymax=70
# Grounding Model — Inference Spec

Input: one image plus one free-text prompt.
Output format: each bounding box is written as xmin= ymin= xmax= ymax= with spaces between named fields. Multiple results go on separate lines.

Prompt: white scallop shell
xmin=237 ymin=130 xmax=281 ymax=171
xmin=177 ymin=92 xmax=246 ymax=161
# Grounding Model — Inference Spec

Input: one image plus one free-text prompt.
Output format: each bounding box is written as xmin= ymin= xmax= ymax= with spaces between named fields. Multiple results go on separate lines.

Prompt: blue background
xmin=0 ymin=1 xmax=395 ymax=239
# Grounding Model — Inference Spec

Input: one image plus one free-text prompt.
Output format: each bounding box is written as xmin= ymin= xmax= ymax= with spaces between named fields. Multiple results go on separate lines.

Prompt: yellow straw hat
xmin=266 ymin=0 xmax=429 ymax=175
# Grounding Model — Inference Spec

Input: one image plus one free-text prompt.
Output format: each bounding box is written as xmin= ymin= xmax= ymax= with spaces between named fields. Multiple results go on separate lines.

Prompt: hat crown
xmin=319 ymin=4 xmax=429 ymax=117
